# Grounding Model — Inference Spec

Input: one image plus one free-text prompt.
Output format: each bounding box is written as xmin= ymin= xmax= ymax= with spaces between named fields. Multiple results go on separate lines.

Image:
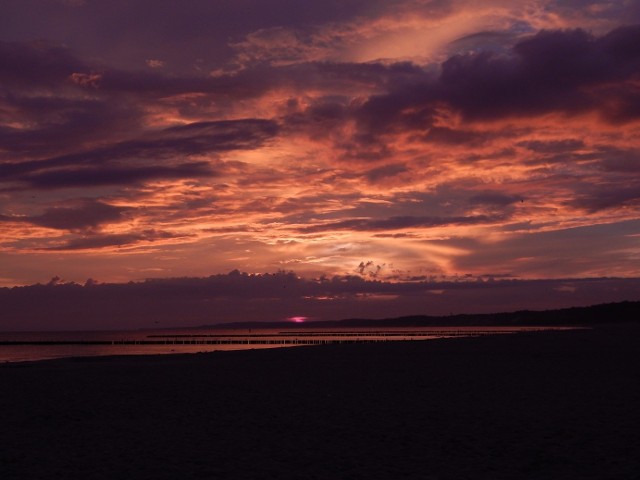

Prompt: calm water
xmin=0 ymin=326 xmax=575 ymax=363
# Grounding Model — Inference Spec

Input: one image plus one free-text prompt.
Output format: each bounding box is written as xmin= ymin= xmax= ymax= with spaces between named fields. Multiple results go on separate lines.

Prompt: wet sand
xmin=1 ymin=325 xmax=638 ymax=479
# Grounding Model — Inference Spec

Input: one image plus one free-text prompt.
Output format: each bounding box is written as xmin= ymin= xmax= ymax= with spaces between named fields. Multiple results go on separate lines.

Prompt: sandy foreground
xmin=1 ymin=325 xmax=638 ymax=480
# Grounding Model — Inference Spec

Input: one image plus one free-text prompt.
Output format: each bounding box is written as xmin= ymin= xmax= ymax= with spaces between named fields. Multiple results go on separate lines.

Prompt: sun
xmin=287 ymin=316 xmax=308 ymax=323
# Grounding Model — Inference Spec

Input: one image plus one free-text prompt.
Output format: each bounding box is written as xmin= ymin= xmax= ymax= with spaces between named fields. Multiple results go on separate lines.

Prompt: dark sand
xmin=1 ymin=325 xmax=639 ymax=479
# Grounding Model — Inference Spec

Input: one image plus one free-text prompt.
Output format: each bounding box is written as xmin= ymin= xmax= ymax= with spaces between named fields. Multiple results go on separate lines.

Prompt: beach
xmin=1 ymin=325 xmax=638 ymax=479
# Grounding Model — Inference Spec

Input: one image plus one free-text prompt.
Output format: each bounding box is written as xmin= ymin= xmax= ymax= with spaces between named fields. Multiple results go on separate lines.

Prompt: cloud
xmin=21 ymin=162 xmax=214 ymax=189
xmin=0 ymin=0 xmax=390 ymax=75
xmin=46 ymin=229 xmax=188 ymax=250
xmin=0 ymin=199 xmax=128 ymax=230
xmin=365 ymin=164 xmax=408 ymax=183
xmin=598 ymin=149 xmax=640 ymax=173
xmin=145 ymin=59 xmax=165 ymax=68
xmin=69 ymin=72 xmax=102 ymax=87
xmin=1 ymin=119 xmax=278 ymax=189
xmin=418 ymin=126 xmax=497 ymax=146
xmin=355 ymin=24 xmax=640 ymax=133
xmin=1 ymin=3 xmax=640 ymax=290
xmin=441 ymin=27 xmax=615 ymax=119
xmin=468 ymin=192 xmax=521 ymax=206
xmin=300 ymin=214 xmax=504 ymax=233
xmin=449 ymin=219 xmax=640 ymax=278
xmin=0 ymin=89 xmax=139 ymax=159
xmin=0 ymin=40 xmax=87 ymax=88
xmin=517 ymin=139 xmax=586 ymax=154
xmin=568 ymin=185 xmax=640 ymax=213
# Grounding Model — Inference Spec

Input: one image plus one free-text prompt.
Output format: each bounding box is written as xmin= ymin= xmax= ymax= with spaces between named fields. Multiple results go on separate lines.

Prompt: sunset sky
xmin=1 ymin=1 xmax=640 ymax=327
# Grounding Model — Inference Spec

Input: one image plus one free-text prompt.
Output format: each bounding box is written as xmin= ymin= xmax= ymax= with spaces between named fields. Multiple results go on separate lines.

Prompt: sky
xmin=1 ymin=1 xmax=639 ymax=328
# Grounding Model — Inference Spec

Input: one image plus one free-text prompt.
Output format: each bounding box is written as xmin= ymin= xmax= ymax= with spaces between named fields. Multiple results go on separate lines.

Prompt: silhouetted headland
xmin=208 ymin=300 xmax=640 ymax=329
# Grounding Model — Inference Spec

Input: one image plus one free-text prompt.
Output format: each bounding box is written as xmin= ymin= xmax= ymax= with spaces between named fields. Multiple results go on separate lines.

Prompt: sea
xmin=0 ymin=326 xmax=576 ymax=363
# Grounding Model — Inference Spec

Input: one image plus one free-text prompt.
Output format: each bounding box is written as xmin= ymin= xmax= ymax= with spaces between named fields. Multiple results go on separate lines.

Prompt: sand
xmin=1 ymin=325 xmax=639 ymax=479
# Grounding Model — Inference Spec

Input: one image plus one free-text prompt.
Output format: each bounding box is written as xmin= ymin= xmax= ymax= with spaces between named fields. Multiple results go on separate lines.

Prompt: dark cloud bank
xmin=354 ymin=24 xmax=640 ymax=133
xmin=0 ymin=118 xmax=278 ymax=190
xmin=1 ymin=272 xmax=638 ymax=330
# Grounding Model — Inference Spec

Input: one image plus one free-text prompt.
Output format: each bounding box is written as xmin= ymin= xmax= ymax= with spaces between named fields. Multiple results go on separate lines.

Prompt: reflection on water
xmin=0 ymin=326 xmax=578 ymax=363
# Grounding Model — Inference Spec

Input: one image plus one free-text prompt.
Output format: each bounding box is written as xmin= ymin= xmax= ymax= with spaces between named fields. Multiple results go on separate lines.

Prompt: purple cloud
xmin=46 ymin=229 xmax=189 ymax=250
xmin=1 ymin=119 xmax=278 ymax=189
xmin=299 ymin=214 xmax=504 ymax=233
xmin=0 ymin=199 xmax=128 ymax=230
xmin=355 ymin=25 xmax=640 ymax=134
xmin=1 ymin=271 xmax=638 ymax=330
xmin=21 ymin=162 xmax=214 ymax=189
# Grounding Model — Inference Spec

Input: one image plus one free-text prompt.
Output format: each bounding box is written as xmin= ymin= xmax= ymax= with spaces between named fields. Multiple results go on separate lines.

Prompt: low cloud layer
xmin=1 ymin=272 xmax=638 ymax=330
